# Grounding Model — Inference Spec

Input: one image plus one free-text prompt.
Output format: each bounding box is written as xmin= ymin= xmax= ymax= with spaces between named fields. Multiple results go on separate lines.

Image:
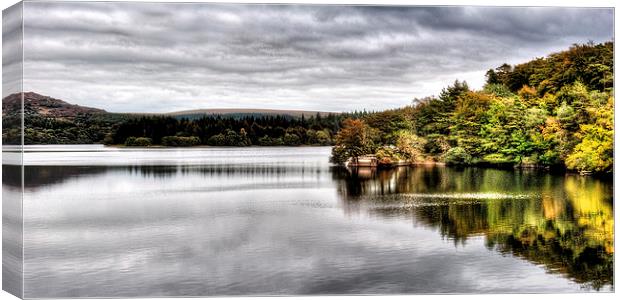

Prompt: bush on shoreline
xmin=161 ymin=136 xmax=201 ymax=147
xmin=124 ymin=136 xmax=152 ymax=147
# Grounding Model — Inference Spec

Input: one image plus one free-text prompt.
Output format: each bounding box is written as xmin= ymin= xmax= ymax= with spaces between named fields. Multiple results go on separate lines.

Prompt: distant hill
xmin=2 ymin=92 xmax=107 ymax=118
xmin=1 ymin=92 xmax=339 ymax=119
xmin=167 ymin=108 xmax=339 ymax=119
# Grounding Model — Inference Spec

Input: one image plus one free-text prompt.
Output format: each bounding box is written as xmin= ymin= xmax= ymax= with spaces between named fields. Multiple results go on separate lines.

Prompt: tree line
xmin=109 ymin=113 xmax=361 ymax=147
xmin=331 ymin=41 xmax=613 ymax=174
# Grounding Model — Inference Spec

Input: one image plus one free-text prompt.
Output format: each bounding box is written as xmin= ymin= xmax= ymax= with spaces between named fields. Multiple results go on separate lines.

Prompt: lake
xmin=4 ymin=145 xmax=614 ymax=297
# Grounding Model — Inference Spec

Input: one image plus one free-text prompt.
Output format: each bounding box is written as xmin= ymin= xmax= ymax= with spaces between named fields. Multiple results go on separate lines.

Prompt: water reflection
xmin=17 ymin=159 xmax=614 ymax=296
xmin=335 ymin=166 xmax=614 ymax=290
xmin=17 ymin=164 xmax=330 ymax=190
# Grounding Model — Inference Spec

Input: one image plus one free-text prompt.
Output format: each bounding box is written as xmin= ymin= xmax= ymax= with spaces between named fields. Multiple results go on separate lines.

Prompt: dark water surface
xmin=9 ymin=145 xmax=613 ymax=297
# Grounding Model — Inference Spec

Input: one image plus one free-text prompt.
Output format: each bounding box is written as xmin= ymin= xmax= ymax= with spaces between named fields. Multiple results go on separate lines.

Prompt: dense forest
xmin=111 ymin=113 xmax=353 ymax=147
xmin=331 ymin=41 xmax=613 ymax=174
xmin=1 ymin=92 xmax=361 ymax=146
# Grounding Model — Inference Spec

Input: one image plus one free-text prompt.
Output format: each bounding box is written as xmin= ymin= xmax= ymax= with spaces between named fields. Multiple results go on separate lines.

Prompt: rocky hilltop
xmin=2 ymin=92 xmax=106 ymax=118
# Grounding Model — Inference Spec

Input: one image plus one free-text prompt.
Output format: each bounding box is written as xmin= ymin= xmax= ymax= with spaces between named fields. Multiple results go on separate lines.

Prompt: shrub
xmin=124 ymin=136 xmax=152 ymax=147
xmin=162 ymin=136 xmax=201 ymax=147
xmin=207 ymin=134 xmax=226 ymax=146
xmin=376 ymin=146 xmax=404 ymax=165
xmin=315 ymin=130 xmax=332 ymax=145
xmin=520 ymin=155 xmax=539 ymax=166
xmin=102 ymin=134 xmax=115 ymax=145
xmin=330 ymin=145 xmax=349 ymax=165
xmin=206 ymin=130 xmax=251 ymax=146
xmin=444 ymin=147 xmax=472 ymax=165
xmin=258 ymin=135 xmax=284 ymax=146
xmin=283 ymin=133 xmax=301 ymax=146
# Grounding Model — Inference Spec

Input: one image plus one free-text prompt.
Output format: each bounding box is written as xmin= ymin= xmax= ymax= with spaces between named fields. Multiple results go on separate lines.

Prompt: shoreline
xmin=16 ymin=144 xmax=612 ymax=178
xmin=344 ymin=159 xmax=611 ymax=178
xmin=105 ymin=144 xmax=332 ymax=148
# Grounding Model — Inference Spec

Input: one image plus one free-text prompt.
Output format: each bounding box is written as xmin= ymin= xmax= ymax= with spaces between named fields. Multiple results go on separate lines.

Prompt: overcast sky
xmin=17 ymin=2 xmax=614 ymax=113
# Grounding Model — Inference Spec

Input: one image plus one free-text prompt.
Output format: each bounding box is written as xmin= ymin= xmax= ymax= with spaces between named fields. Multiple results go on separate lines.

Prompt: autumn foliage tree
xmin=330 ymin=118 xmax=375 ymax=165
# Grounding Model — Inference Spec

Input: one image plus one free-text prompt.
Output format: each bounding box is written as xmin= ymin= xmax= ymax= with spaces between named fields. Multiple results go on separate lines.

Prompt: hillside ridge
xmin=2 ymin=92 xmax=340 ymax=118
xmin=2 ymin=92 xmax=106 ymax=117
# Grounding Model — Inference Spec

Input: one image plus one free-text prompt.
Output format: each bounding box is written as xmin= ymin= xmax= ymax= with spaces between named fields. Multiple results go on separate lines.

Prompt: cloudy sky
xmin=16 ymin=2 xmax=614 ymax=113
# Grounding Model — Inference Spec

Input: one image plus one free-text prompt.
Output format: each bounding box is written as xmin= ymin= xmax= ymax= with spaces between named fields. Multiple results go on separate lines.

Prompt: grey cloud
xmin=2 ymin=2 xmax=23 ymax=97
xmin=17 ymin=2 xmax=614 ymax=112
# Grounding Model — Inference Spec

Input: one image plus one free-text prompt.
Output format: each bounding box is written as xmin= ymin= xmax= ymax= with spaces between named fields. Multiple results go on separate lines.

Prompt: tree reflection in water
xmin=15 ymin=163 xmax=613 ymax=291
xmin=334 ymin=166 xmax=613 ymax=290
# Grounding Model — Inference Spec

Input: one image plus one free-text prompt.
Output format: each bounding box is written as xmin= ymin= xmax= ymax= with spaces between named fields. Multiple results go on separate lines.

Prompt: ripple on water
xmin=354 ymin=192 xmax=535 ymax=211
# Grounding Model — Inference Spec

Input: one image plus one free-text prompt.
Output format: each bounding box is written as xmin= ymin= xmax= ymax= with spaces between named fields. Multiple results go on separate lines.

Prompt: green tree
xmin=450 ymin=91 xmax=492 ymax=158
xmin=444 ymin=147 xmax=472 ymax=165
xmin=565 ymin=96 xmax=613 ymax=173
xmin=394 ymin=130 xmax=427 ymax=162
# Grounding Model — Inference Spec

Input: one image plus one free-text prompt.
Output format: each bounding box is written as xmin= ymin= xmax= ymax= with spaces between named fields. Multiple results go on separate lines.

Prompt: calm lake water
xmin=5 ymin=145 xmax=614 ymax=297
